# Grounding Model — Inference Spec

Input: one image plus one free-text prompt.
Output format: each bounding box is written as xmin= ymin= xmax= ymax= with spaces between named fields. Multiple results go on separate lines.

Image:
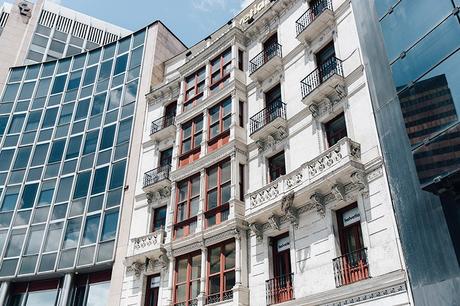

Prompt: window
xmin=175 ymin=175 xmax=200 ymax=239
xmin=179 ymin=116 xmax=203 ymax=167
xmin=174 ymin=253 xmax=201 ymax=306
xmin=145 ymin=275 xmax=161 ymax=306
xmin=210 ymin=48 xmax=232 ymax=91
xmin=206 ymin=160 xmax=231 ymax=227
xmin=207 ymin=240 xmax=235 ymax=303
xmin=66 ymin=136 xmax=83 ymax=159
xmin=268 ymin=151 xmax=286 ymax=182
xmin=8 ymin=114 xmax=26 ymax=134
xmin=239 ymin=101 xmax=244 ymax=128
xmin=238 ymin=49 xmax=244 ymax=71
xmin=74 ymin=172 xmax=91 ymax=199
xmin=73 ymin=271 xmax=111 ymax=306
xmin=239 ymin=164 xmax=245 ymax=202
xmin=101 ymin=209 xmax=119 ymax=241
xmin=20 ymin=184 xmax=39 ymax=209
xmin=325 ymin=112 xmax=347 ymax=147
xmin=51 ymin=75 xmax=67 ymax=94
xmin=8 ymin=280 xmax=61 ymax=306
xmin=63 ymin=217 xmax=82 ymax=249
xmin=152 ymin=206 xmax=167 ymax=232
xmin=159 ymin=148 xmax=173 ymax=167
xmin=184 ymin=67 xmax=206 ymax=110
xmin=208 ymin=98 xmax=231 ymax=152
xmin=48 ymin=140 xmax=65 ymax=163
xmin=82 ymin=214 xmax=100 ymax=245
xmin=268 ymin=233 xmax=294 ymax=304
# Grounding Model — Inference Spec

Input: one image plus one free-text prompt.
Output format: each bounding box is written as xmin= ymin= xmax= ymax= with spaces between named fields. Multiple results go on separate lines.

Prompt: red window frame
xmin=174 ymin=174 xmax=200 ymax=239
xmin=174 ymin=252 xmax=201 ymax=306
xmin=179 ymin=116 xmax=203 ymax=167
xmin=208 ymin=97 xmax=231 ymax=152
xmin=145 ymin=274 xmax=160 ymax=306
xmin=206 ymin=239 xmax=236 ymax=303
xmin=184 ymin=67 xmax=206 ymax=111
xmin=210 ymin=47 xmax=232 ymax=91
xmin=205 ymin=159 xmax=231 ymax=227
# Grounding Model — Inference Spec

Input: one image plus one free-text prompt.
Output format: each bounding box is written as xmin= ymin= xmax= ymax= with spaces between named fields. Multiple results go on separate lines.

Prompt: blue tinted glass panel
xmin=66 ymin=135 xmax=82 ymax=159
xmin=41 ymin=62 xmax=56 ymax=77
xmin=133 ymin=30 xmax=146 ymax=48
xmin=91 ymin=93 xmax=106 ymax=116
xmin=2 ymin=83 xmax=20 ymax=102
xmin=25 ymin=111 xmax=42 ymax=131
xmin=58 ymin=103 xmax=75 ymax=125
xmin=1 ymin=187 xmax=19 ymax=211
xmin=88 ymin=49 xmax=101 ymax=66
xmin=51 ymin=75 xmax=67 ymax=94
xmin=101 ymin=209 xmax=118 ymax=241
xmin=73 ymin=171 xmax=91 ymax=199
xmin=35 ymin=78 xmax=51 ymax=98
xmin=83 ymin=66 xmax=97 ymax=86
xmin=20 ymin=184 xmax=39 ymax=209
xmin=55 ymin=176 xmax=74 ymax=203
xmin=123 ymin=79 xmax=138 ymax=105
xmin=75 ymin=98 xmax=90 ymax=120
xmin=67 ymin=70 xmax=82 ymax=91
xmin=129 ymin=47 xmax=143 ymax=69
xmin=0 ymin=116 xmax=8 ymax=135
xmin=18 ymin=82 xmax=36 ymax=100
xmin=83 ymin=130 xmax=99 ymax=155
xmin=114 ymin=54 xmax=128 ymax=75
xmin=31 ymin=143 xmax=49 ymax=167
xmin=82 ymin=214 xmax=100 ymax=245
xmin=109 ymin=160 xmax=126 ymax=189
xmin=8 ymin=114 xmax=26 ymax=134
xmin=57 ymin=58 xmax=71 ymax=74
xmin=99 ymin=60 xmax=113 ymax=80
xmin=48 ymin=140 xmax=66 ymax=163
xmin=37 ymin=181 xmax=55 ymax=206
xmin=0 ymin=150 xmax=14 ymax=171
xmin=42 ymin=108 xmax=59 ymax=128
xmin=99 ymin=125 xmax=116 ymax=150
xmin=9 ymin=67 xmax=25 ymax=82
xmin=13 ymin=146 xmax=32 ymax=170
xmin=107 ymin=87 xmax=122 ymax=110
xmin=63 ymin=217 xmax=81 ymax=249
xmin=117 ymin=117 xmax=132 ymax=144
xmin=91 ymin=166 xmax=109 ymax=195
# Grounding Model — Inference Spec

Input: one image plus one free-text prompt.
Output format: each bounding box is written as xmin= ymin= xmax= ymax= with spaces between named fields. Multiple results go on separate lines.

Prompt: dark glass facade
xmin=0 ymin=28 xmax=146 ymax=279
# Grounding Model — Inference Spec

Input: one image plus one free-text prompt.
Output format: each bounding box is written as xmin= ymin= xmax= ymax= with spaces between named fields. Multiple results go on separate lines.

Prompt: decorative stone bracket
xmin=310 ymin=191 xmax=326 ymax=218
xmin=281 ymin=192 xmax=299 ymax=228
xmin=268 ymin=214 xmax=281 ymax=231
xmin=331 ymin=183 xmax=346 ymax=201
xmin=146 ymin=186 xmax=171 ymax=205
xmin=249 ymin=223 xmax=264 ymax=241
xmin=256 ymin=126 xmax=288 ymax=153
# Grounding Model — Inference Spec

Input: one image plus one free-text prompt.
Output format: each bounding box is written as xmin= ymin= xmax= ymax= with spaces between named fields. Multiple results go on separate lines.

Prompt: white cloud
xmin=192 ymin=0 xmax=226 ymax=12
xmin=240 ymin=0 xmax=256 ymax=9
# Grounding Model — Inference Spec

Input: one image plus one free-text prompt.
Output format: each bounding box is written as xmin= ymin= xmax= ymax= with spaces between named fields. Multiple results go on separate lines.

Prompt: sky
xmin=2 ymin=0 xmax=255 ymax=47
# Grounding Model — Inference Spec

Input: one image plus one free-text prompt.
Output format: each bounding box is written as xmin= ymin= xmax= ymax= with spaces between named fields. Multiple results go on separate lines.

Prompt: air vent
xmin=0 ymin=11 xmax=9 ymax=28
xmin=87 ymin=26 xmax=103 ymax=44
xmin=72 ymin=21 xmax=88 ymax=39
xmin=103 ymin=31 xmax=118 ymax=45
xmin=55 ymin=15 xmax=72 ymax=33
xmin=38 ymin=10 xmax=56 ymax=28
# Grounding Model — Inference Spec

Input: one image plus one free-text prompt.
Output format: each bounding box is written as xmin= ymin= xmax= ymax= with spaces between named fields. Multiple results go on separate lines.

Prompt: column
xmin=166 ymin=182 xmax=177 ymax=244
xmin=197 ymin=169 xmax=206 ymax=232
xmin=166 ymin=255 xmax=175 ymax=306
xmin=235 ymin=233 xmax=242 ymax=286
xmin=229 ymin=152 xmax=238 ymax=219
xmin=0 ymin=282 xmax=9 ymax=306
xmin=200 ymin=110 xmax=208 ymax=158
xmin=59 ymin=273 xmax=74 ymax=306
xmin=198 ymin=246 xmax=208 ymax=306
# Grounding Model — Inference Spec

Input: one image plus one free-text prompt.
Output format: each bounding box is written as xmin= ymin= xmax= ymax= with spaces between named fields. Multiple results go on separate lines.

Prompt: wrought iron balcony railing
xmin=151 ymin=115 xmax=175 ymax=135
xmin=250 ymin=100 xmax=287 ymax=135
xmin=266 ymin=273 xmax=294 ymax=305
xmin=296 ymin=0 xmax=333 ymax=36
xmin=206 ymin=290 xmax=233 ymax=305
xmin=301 ymin=56 xmax=343 ymax=99
xmin=249 ymin=43 xmax=282 ymax=75
xmin=174 ymin=299 xmax=198 ymax=306
xmin=333 ymin=248 xmax=369 ymax=287
xmin=143 ymin=164 xmax=171 ymax=188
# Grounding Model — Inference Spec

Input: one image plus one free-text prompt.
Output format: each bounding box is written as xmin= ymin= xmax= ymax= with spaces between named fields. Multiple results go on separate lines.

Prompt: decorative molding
xmin=205 ymin=228 xmax=240 ymax=246
xmin=172 ymin=242 xmax=204 ymax=257
xmin=351 ymin=171 xmax=368 ymax=192
xmin=146 ymin=186 xmax=171 ymax=204
xmin=255 ymin=126 xmax=288 ymax=153
xmin=366 ymin=166 xmax=383 ymax=183
xmin=322 ymin=282 xmax=407 ymax=306
xmin=331 ymin=183 xmax=346 ymax=202
xmin=310 ymin=191 xmax=326 ymax=218
xmin=268 ymin=214 xmax=281 ymax=231
xmin=250 ymin=181 xmax=279 ymax=207
xmin=249 ymin=223 xmax=263 ymax=241
xmin=281 ymin=192 xmax=298 ymax=228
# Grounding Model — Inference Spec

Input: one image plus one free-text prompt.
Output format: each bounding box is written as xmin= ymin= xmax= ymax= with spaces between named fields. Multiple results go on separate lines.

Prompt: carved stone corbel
xmin=309 ymin=103 xmax=319 ymax=118
xmin=268 ymin=214 xmax=281 ymax=231
xmin=249 ymin=223 xmax=263 ymax=241
xmin=131 ymin=262 xmax=144 ymax=278
xmin=158 ymin=249 xmax=169 ymax=270
xmin=331 ymin=183 xmax=346 ymax=202
xmin=351 ymin=171 xmax=368 ymax=192
xmin=310 ymin=192 xmax=326 ymax=218
xmin=281 ymin=192 xmax=298 ymax=228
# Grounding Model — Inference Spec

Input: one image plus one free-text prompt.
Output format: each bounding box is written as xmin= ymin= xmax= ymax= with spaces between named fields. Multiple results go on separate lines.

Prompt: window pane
xmin=101 ymin=209 xmax=119 ymax=241
xmin=210 ymin=246 xmax=220 ymax=274
xmin=86 ymin=282 xmax=110 ymax=306
xmin=37 ymin=181 xmax=55 ymax=206
xmin=109 ymin=160 xmax=126 ymax=189
xmin=55 ymin=176 xmax=74 ymax=203
xmin=18 ymin=82 xmax=35 ymax=100
xmin=24 ymin=225 xmax=45 ymax=255
xmin=51 ymin=75 xmax=67 ymax=94
xmin=91 ymin=166 xmax=109 ymax=194
xmin=107 ymin=87 xmax=122 ymax=110
xmin=82 ymin=214 xmax=100 ymax=245
xmin=75 ymin=98 xmax=90 ymax=120
xmin=1 ymin=187 xmax=19 ymax=211
xmin=31 ymin=143 xmax=49 ymax=167
xmin=99 ymin=125 xmax=116 ymax=150
xmin=73 ymin=171 xmax=91 ymax=199
xmin=191 ymin=254 xmax=201 ymax=279
xmin=13 ymin=146 xmax=32 ymax=169
xmin=5 ymin=229 xmax=26 ymax=257
xmin=25 ymin=111 xmax=42 ymax=131
xmin=67 ymin=70 xmax=82 ymax=90
xmin=63 ymin=217 xmax=82 ymax=249
xmin=59 ymin=103 xmax=75 ymax=125
xmin=129 ymin=47 xmax=143 ymax=69
xmin=44 ymin=223 xmax=63 ymax=252
xmin=123 ymin=79 xmax=138 ymax=105
xmin=48 ymin=140 xmax=65 ymax=163
xmin=2 ymin=83 xmax=20 ymax=101
xmin=42 ymin=108 xmax=59 ymax=128
xmin=117 ymin=117 xmax=132 ymax=144
xmin=8 ymin=114 xmax=26 ymax=134
xmin=20 ymin=183 xmax=39 ymax=209
xmin=66 ymin=135 xmax=82 ymax=159
xmin=114 ymin=54 xmax=128 ymax=75
xmin=83 ymin=130 xmax=99 ymax=155
xmin=208 ymin=167 xmax=218 ymax=189
xmin=99 ymin=60 xmax=113 ymax=80
xmin=91 ymin=92 xmax=107 ymax=116
xmin=224 ymin=242 xmax=235 ymax=269
xmin=0 ymin=149 xmax=15 ymax=171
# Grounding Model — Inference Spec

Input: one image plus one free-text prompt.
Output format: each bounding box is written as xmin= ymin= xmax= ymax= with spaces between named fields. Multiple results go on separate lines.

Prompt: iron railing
xmin=301 ymin=56 xmax=343 ymax=99
xmin=296 ymin=0 xmax=333 ymax=36
xmin=266 ymin=273 xmax=294 ymax=305
xmin=250 ymin=100 xmax=287 ymax=135
xmin=249 ymin=43 xmax=282 ymax=75
xmin=205 ymin=290 xmax=233 ymax=305
xmin=174 ymin=299 xmax=198 ymax=306
xmin=333 ymin=248 xmax=369 ymax=287
xmin=151 ymin=115 xmax=175 ymax=135
xmin=143 ymin=164 xmax=171 ymax=188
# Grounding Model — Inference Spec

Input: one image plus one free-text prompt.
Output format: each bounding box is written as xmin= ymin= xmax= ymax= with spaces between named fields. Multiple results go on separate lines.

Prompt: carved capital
xmin=351 ymin=171 xmax=368 ymax=192
xmin=331 ymin=183 xmax=346 ymax=202
xmin=268 ymin=214 xmax=281 ymax=231
xmin=310 ymin=192 xmax=326 ymax=218
xmin=131 ymin=262 xmax=144 ymax=278
xmin=159 ymin=249 xmax=169 ymax=270
xmin=146 ymin=186 xmax=171 ymax=205
xmin=249 ymin=223 xmax=263 ymax=241
xmin=281 ymin=192 xmax=298 ymax=227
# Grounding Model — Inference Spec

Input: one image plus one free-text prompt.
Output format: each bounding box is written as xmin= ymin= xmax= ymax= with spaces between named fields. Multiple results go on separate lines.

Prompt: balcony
xmin=296 ymin=0 xmax=334 ymax=44
xmin=247 ymin=138 xmax=363 ymax=218
xmin=124 ymin=229 xmax=166 ymax=267
xmin=301 ymin=57 xmax=344 ymax=107
xmin=266 ymin=273 xmax=294 ymax=305
xmin=206 ymin=290 xmax=233 ymax=305
xmin=150 ymin=116 xmax=176 ymax=141
xmin=333 ymin=248 xmax=369 ymax=287
xmin=250 ymin=100 xmax=287 ymax=140
xmin=174 ymin=299 xmax=198 ymax=306
xmin=249 ymin=43 xmax=282 ymax=81
xmin=143 ymin=164 xmax=171 ymax=193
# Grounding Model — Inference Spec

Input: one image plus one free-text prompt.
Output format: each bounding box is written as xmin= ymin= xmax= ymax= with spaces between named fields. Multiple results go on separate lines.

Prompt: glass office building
xmin=0 ymin=27 xmax=146 ymax=303
xmin=352 ymin=1 xmax=460 ymax=305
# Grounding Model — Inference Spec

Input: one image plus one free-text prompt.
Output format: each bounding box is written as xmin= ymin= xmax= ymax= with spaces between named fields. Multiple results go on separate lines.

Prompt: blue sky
xmin=3 ymin=0 xmax=254 ymax=46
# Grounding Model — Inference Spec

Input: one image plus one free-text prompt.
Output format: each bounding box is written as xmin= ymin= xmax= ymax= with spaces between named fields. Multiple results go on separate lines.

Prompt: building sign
xmin=150 ymin=275 xmax=161 ymax=289
xmin=239 ymin=0 xmax=271 ymax=25
xmin=277 ymin=236 xmax=290 ymax=252
xmin=343 ymin=207 xmax=361 ymax=227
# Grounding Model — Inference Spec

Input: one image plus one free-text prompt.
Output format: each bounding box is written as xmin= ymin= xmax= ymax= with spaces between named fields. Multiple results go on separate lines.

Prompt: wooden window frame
xmin=210 ymin=47 xmax=232 ymax=90
xmin=179 ymin=116 xmax=203 ymax=167
xmin=174 ymin=252 xmax=201 ymax=306
xmin=206 ymin=240 xmax=236 ymax=302
xmin=205 ymin=159 xmax=231 ymax=228
xmin=208 ymin=98 xmax=232 ymax=152
xmin=145 ymin=274 xmax=160 ymax=306
xmin=174 ymin=175 xmax=200 ymax=239
xmin=184 ymin=67 xmax=206 ymax=110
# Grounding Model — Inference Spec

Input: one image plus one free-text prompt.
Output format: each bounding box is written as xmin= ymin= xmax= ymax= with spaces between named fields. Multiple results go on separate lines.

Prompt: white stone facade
xmin=118 ymin=0 xmax=411 ymax=305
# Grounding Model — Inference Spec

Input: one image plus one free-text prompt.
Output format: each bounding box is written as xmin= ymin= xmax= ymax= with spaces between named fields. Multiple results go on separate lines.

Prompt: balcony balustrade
xmin=174 ymin=299 xmax=198 ymax=306
xmin=301 ymin=57 xmax=344 ymax=106
xmin=124 ymin=229 xmax=165 ymax=266
xmin=333 ymin=248 xmax=369 ymax=287
xmin=296 ymin=0 xmax=334 ymax=44
xmin=205 ymin=290 xmax=234 ymax=305
xmin=250 ymin=100 xmax=287 ymax=140
xmin=249 ymin=43 xmax=283 ymax=81
xmin=143 ymin=164 xmax=171 ymax=193
xmin=266 ymin=273 xmax=294 ymax=305
xmin=150 ymin=115 xmax=176 ymax=141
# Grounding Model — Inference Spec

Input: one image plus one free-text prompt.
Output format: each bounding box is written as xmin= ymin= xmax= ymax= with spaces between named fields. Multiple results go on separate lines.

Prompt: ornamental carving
xmin=256 ymin=126 xmax=288 ymax=153
xmin=310 ymin=191 xmax=326 ymax=217
xmin=331 ymin=183 xmax=346 ymax=202
xmin=308 ymin=146 xmax=342 ymax=177
xmin=285 ymin=171 xmax=303 ymax=189
xmin=268 ymin=214 xmax=281 ymax=231
xmin=249 ymin=223 xmax=263 ymax=241
xmin=146 ymin=186 xmax=171 ymax=204
xmin=250 ymin=182 xmax=279 ymax=207
xmin=132 ymin=232 xmax=160 ymax=250
xmin=281 ymin=192 xmax=298 ymax=228
xmin=351 ymin=171 xmax=368 ymax=191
